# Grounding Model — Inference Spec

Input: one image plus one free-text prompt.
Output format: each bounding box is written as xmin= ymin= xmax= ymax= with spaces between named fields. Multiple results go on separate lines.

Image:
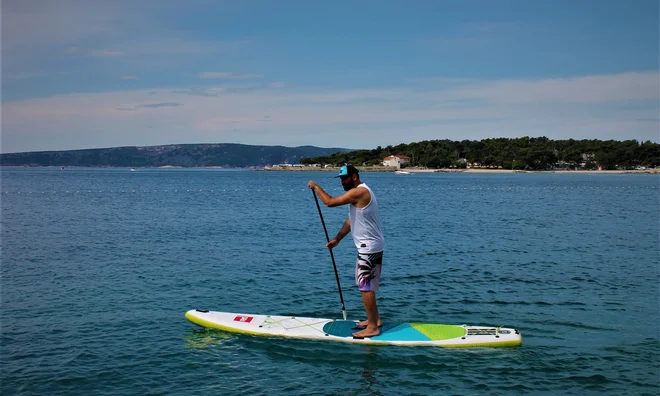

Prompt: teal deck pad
xmin=372 ymin=323 xmax=431 ymax=341
xmin=323 ymin=321 xmax=430 ymax=341
xmin=322 ymin=320 xmax=356 ymax=337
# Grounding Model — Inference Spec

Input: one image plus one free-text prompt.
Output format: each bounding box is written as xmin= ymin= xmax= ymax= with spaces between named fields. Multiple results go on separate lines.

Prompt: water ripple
xmin=1 ymin=169 xmax=658 ymax=395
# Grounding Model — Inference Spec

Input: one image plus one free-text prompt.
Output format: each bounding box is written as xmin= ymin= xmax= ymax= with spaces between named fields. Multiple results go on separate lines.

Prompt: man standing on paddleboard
xmin=308 ymin=165 xmax=385 ymax=338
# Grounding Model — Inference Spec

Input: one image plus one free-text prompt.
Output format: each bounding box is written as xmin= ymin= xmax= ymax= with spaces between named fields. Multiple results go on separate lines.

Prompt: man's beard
xmin=342 ymin=180 xmax=355 ymax=191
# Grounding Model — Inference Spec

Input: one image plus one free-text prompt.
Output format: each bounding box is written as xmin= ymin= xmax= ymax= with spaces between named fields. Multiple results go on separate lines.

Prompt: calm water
xmin=1 ymin=168 xmax=658 ymax=395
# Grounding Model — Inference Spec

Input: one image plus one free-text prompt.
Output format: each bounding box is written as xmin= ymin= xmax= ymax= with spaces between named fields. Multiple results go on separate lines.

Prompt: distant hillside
xmin=0 ymin=143 xmax=351 ymax=168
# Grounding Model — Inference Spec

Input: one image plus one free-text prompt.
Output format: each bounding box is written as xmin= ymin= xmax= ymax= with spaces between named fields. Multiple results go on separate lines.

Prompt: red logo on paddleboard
xmin=234 ymin=316 xmax=253 ymax=323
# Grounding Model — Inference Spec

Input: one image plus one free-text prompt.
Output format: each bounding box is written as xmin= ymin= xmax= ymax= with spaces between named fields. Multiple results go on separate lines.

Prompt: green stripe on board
xmin=410 ymin=324 xmax=466 ymax=340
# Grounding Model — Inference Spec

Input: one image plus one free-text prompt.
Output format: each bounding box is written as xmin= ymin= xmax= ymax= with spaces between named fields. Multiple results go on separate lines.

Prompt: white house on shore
xmin=383 ymin=155 xmax=411 ymax=169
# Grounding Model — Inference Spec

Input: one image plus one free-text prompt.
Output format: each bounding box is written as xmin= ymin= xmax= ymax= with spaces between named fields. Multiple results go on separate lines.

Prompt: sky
xmin=1 ymin=0 xmax=658 ymax=153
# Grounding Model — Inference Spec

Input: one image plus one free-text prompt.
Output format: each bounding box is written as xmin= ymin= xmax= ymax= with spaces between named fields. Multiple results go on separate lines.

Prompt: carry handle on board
xmin=312 ymin=189 xmax=348 ymax=320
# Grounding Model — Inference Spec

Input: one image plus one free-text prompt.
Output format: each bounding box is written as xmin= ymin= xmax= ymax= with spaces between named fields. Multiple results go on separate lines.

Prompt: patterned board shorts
xmin=355 ymin=251 xmax=383 ymax=292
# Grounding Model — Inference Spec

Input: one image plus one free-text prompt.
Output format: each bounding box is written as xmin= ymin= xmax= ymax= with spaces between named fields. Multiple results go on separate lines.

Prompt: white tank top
xmin=348 ymin=183 xmax=385 ymax=254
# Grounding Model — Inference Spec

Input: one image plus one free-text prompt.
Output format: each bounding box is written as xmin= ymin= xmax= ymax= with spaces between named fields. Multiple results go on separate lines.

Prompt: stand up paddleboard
xmin=185 ymin=310 xmax=522 ymax=348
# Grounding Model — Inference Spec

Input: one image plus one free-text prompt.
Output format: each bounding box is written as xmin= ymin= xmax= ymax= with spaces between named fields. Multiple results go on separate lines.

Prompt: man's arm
xmin=308 ymin=181 xmax=364 ymax=207
xmin=327 ymin=218 xmax=351 ymax=249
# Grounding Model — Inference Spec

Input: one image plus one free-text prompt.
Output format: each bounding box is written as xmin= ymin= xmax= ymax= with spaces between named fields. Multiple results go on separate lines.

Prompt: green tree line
xmin=300 ymin=137 xmax=660 ymax=170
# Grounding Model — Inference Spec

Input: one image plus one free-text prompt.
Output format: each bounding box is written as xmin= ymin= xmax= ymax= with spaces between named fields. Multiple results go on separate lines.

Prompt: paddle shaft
xmin=312 ymin=189 xmax=348 ymax=320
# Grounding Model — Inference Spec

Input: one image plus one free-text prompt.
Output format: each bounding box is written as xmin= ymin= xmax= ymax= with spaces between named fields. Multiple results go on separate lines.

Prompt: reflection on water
xmin=359 ymin=368 xmax=383 ymax=396
xmin=184 ymin=329 xmax=233 ymax=350
xmin=2 ymin=169 xmax=658 ymax=395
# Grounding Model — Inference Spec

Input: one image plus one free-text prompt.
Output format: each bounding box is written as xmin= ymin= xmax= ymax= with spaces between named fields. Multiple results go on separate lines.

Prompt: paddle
xmin=312 ymin=189 xmax=348 ymax=320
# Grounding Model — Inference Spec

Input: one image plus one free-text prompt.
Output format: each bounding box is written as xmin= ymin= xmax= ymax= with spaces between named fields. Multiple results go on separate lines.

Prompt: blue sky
xmin=2 ymin=0 xmax=658 ymax=153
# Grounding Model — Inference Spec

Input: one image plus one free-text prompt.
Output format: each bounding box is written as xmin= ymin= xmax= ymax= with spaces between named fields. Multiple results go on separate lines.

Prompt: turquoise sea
xmin=1 ymin=168 xmax=658 ymax=395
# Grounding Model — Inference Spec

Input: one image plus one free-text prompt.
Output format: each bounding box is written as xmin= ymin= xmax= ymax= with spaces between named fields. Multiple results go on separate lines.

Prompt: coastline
xmin=431 ymin=169 xmax=658 ymax=174
xmin=2 ymin=165 xmax=657 ymax=174
xmin=262 ymin=166 xmax=658 ymax=174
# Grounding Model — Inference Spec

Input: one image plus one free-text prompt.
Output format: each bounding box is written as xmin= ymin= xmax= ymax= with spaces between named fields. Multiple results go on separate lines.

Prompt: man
xmin=308 ymin=165 xmax=385 ymax=338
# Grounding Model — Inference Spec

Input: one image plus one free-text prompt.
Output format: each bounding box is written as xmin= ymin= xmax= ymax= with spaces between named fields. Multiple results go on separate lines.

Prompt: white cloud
xmin=64 ymin=46 xmax=82 ymax=54
xmin=111 ymin=38 xmax=248 ymax=57
xmin=197 ymin=72 xmax=264 ymax=79
xmin=136 ymin=102 xmax=184 ymax=109
xmin=2 ymin=71 xmax=52 ymax=81
xmin=89 ymin=50 xmax=126 ymax=57
xmin=452 ymin=72 xmax=659 ymax=104
xmin=266 ymin=82 xmax=288 ymax=88
xmin=2 ymin=1 xmax=128 ymax=53
xmin=2 ymin=0 xmax=247 ymax=75
xmin=2 ymin=71 xmax=658 ymax=153
xmin=120 ymin=75 xmax=139 ymax=80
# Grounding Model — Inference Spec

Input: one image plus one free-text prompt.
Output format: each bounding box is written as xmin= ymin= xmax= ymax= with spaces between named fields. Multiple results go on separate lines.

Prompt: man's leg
xmin=353 ymin=291 xmax=381 ymax=338
xmin=354 ymin=253 xmax=383 ymax=336
xmin=356 ymin=289 xmax=382 ymax=327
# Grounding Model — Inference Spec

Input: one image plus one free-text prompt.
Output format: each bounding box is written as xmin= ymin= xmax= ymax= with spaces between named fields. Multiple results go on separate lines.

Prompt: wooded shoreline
xmin=263 ymin=165 xmax=658 ymax=174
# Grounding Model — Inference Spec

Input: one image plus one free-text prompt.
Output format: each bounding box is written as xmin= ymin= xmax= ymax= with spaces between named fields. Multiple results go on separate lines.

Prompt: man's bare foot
xmin=352 ymin=327 xmax=381 ymax=339
xmin=356 ymin=319 xmax=382 ymax=327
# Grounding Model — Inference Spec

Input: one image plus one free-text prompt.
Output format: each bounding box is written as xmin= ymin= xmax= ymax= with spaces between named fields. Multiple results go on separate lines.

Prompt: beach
xmin=263 ymin=165 xmax=658 ymax=174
